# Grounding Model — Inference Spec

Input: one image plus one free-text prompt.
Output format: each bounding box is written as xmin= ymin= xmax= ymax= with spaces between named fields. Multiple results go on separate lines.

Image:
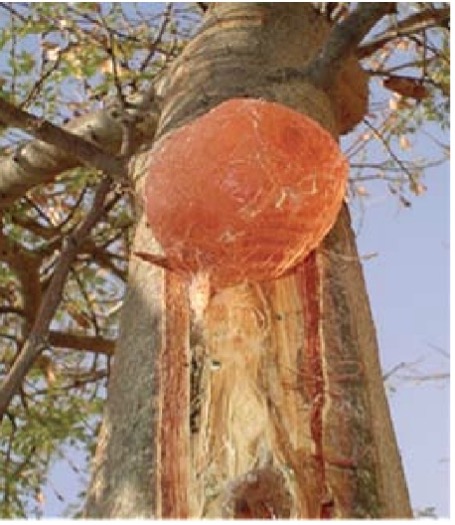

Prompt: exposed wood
xmin=158 ymin=271 xmax=190 ymax=517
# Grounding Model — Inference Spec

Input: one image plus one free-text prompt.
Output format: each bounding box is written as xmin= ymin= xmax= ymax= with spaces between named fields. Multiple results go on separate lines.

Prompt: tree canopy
xmin=0 ymin=2 xmax=449 ymax=517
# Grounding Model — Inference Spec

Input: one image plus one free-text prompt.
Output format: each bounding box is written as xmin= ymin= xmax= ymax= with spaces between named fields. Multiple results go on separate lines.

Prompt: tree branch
xmin=0 ymin=90 xmax=159 ymax=210
xmin=48 ymin=330 xmax=115 ymax=356
xmin=0 ymin=176 xmax=113 ymax=421
xmin=358 ymin=6 xmax=450 ymax=59
xmin=0 ymin=97 xmax=128 ymax=177
xmin=307 ymin=3 xmax=396 ymax=89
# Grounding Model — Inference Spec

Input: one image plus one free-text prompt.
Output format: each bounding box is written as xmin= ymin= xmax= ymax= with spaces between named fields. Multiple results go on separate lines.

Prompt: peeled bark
xmin=85 ymin=3 xmax=411 ymax=518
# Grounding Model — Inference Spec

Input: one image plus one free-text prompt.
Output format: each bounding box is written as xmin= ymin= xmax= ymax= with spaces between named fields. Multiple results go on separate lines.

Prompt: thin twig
xmin=66 ymin=4 xmax=141 ymax=43
xmin=363 ymin=118 xmax=419 ymax=187
xmin=358 ymin=6 xmax=450 ymax=58
xmin=139 ymin=3 xmax=173 ymax=73
xmin=9 ymin=6 xmax=17 ymax=97
xmin=21 ymin=43 xmax=77 ymax=110
xmin=0 ymin=2 xmax=28 ymax=23
xmin=99 ymin=13 xmax=127 ymax=109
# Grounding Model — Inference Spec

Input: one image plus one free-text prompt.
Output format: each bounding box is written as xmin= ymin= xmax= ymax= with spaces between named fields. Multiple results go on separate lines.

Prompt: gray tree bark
xmin=84 ymin=3 xmax=411 ymax=518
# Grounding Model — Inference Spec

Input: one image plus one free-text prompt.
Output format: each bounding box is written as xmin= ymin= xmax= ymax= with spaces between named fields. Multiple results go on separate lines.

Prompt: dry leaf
xmin=100 ymin=58 xmax=129 ymax=77
xmin=399 ymin=135 xmax=411 ymax=150
xmin=396 ymin=39 xmax=410 ymax=51
xmin=389 ymin=95 xmax=400 ymax=111
xmin=47 ymin=205 xmax=64 ymax=226
xmin=45 ymin=45 xmax=60 ymax=62
xmin=356 ymin=185 xmax=369 ymax=197
xmin=410 ymin=180 xmax=427 ymax=196
xmin=384 ymin=75 xmax=429 ymax=100
xmin=35 ymin=354 xmax=57 ymax=386
xmin=35 ymin=490 xmax=45 ymax=505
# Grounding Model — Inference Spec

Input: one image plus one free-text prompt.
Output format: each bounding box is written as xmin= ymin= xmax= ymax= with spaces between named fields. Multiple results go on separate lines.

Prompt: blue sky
xmin=353 ymin=157 xmax=449 ymax=517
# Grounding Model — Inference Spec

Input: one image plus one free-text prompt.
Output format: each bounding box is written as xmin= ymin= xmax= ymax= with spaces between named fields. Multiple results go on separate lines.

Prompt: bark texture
xmin=85 ymin=3 xmax=411 ymax=518
xmin=83 ymin=213 xmax=163 ymax=517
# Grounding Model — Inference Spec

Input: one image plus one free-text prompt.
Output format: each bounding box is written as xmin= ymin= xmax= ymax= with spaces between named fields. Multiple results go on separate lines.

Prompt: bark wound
xmin=159 ymin=272 xmax=190 ymax=517
xmin=297 ymin=251 xmax=333 ymax=518
xmin=222 ymin=465 xmax=292 ymax=519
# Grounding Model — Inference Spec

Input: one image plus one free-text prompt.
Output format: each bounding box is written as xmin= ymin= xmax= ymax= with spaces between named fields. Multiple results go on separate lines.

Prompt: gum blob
xmin=145 ymin=98 xmax=348 ymax=288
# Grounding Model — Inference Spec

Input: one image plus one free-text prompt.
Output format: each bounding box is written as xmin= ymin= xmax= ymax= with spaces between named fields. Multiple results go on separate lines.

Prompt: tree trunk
xmin=84 ymin=3 xmax=411 ymax=518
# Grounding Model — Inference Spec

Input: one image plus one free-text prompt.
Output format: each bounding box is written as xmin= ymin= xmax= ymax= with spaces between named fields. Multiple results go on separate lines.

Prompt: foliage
xmin=0 ymin=2 xmax=449 ymax=517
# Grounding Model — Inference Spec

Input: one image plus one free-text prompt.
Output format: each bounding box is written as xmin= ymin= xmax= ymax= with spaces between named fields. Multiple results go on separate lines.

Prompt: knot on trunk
xmin=221 ymin=465 xmax=292 ymax=519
